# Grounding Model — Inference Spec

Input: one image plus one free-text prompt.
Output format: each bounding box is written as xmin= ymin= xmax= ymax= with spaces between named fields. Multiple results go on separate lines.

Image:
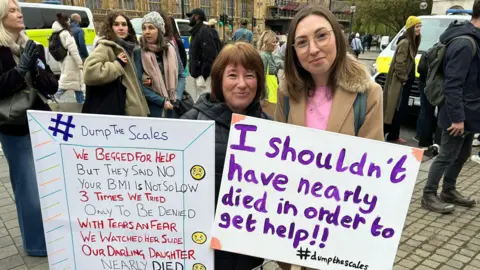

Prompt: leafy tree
xmin=355 ymin=0 xmax=432 ymax=33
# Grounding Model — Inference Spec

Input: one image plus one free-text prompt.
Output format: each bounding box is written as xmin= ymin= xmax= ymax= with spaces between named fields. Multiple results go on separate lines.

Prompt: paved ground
xmin=260 ymin=159 xmax=480 ymax=270
xmin=4 ymin=49 xmax=480 ymax=269
xmin=1 ymin=152 xmax=479 ymax=269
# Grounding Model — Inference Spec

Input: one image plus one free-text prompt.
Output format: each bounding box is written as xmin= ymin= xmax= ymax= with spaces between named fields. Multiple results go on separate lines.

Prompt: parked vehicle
xmin=19 ymin=2 xmax=96 ymax=75
xmin=371 ymin=14 xmax=471 ymax=115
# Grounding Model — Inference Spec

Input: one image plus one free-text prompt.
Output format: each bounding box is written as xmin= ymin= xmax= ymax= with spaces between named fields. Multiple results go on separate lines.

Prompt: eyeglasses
xmin=293 ymin=30 xmax=334 ymax=53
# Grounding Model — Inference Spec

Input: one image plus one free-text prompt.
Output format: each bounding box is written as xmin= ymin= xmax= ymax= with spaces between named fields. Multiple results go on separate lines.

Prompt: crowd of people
xmin=382 ymin=4 xmax=480 ymax=216
xmin=1 ymin=0 xmax=479 ymax=268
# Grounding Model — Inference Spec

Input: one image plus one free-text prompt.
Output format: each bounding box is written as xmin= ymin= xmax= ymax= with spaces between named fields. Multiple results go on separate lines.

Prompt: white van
xmin=19 ymin=2 xmax=96 ymax=75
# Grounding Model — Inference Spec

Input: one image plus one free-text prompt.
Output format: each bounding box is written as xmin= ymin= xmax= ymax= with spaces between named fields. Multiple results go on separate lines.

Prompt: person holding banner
xmin=181 ymin=42 xmax=268 ymax=269
xmin=133 ymin=11 xmax=185 ymax=118
xmin=275 ymin=5 xmax=383 ymax=141
xmin=0 ymin=0 xmax=59 ymax=256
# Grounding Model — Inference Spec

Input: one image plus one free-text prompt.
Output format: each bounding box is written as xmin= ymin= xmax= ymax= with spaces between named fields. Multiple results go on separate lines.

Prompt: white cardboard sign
xmin=211 ymin=114 xmax=422 ymax=270
xmin=27 ymin=110 xmax=215 ymax=270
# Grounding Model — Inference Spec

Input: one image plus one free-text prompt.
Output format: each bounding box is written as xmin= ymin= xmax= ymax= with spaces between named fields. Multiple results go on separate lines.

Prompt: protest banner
xmin=27 ymin=110 xmax=214 ymax=270
xmin=211 ymin=114 xmax=423 ymax=270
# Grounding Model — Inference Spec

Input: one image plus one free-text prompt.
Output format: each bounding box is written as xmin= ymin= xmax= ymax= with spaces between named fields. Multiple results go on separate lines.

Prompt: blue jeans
xmin=55 ymin=89 xmax=85 ymax=104
xmin=0 ymin=133 xmax=46 ymax=256
xmin=416 ymin=81 xmax=439 ymax=147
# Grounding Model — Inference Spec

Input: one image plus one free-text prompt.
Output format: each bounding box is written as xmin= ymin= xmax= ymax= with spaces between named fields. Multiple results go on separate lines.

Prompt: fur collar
xmin=336 ymin=53 xmax=372 ymax=94
xmin=97 ymin=38 xmax=123 ymax=50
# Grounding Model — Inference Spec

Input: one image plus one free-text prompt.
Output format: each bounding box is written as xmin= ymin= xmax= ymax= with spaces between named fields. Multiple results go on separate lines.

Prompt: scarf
xmin=10 ymin=33 xmax=28 ymax=64
xmin=141 ymin=43 xmax=178 ymax=100
xmin=116 ymin=38 xmax=136 ymax=57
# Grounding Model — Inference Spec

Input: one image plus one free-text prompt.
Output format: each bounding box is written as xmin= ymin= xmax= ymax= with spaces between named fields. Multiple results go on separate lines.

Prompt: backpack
xmin=48 ymin=29 xmax=68 ymax=62
xmin=207 ymin=27 xmax=222 ymax=54
xmin=424 ymin=35 xmax=477 ymax=106
xmin=283 ymin=92 xmax=367 ymax=136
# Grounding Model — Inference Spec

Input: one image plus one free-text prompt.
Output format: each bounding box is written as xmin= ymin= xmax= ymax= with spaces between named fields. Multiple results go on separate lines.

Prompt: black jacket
xmin=175 ymin=37 xmax=187 ymax=70
xmin=418 ymin=52 xmax=428 ymax=83
xmin=0 ymin=45 xmax=58 ymax=136
xmin=180 ymin=93 xmax=270 ymax=203
xmin=71 ymin=22 xmax=89 ymax=60
xmin=188 ymin=23 xmax=218 ymax=79
xmin=438 ymin=20 xmax=480 ymax=132
xmin=180 ymin=93 xmax=267 ymax=270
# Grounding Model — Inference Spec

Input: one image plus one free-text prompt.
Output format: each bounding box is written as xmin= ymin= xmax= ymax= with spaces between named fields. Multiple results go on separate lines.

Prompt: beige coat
xmin=275 ymin=54 xmax=384 ymax=142
xmin=53 ymin=21 xmax=83 ymax=91
xmin=83 ymin=38 xmax=149 ymax=116
xmin=383 ymin=38 xmax=416 ymax=124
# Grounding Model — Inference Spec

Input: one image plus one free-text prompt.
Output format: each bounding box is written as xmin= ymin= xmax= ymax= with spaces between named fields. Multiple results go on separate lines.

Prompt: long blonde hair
xmin=0 ymin=0 xmax=28 ymax=49
xmin=256 ymin=30 xmax=276 ymax=52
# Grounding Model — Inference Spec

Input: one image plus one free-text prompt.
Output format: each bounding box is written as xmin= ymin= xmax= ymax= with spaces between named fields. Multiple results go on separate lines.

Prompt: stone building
xmin=24 ymin=0 xmax=334 ymax=38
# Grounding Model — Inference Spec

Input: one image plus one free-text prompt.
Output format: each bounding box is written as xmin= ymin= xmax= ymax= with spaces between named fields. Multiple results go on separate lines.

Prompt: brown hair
xmin=101 ymin=11 xmax=138 ymax=43
xmin=403 ymin=26 xmax=421 ymax=55
xmin=211 ymin=42 xmax=266 ymax=103
xmin=56 ymin=13 xmax=70 ymax=31
xmin=169 ymin=17 xmax=181 ymax=40
xmin=284 ymin=5 xmax=348 ymax=101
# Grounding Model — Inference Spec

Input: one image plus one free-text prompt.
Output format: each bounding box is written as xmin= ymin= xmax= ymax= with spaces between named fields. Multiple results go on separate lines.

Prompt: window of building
xmin=227 ymin=0 xmax=235 ymax=17
xmin=241 ymin=0 xmax=247 ymax=18
xmin=85 ymin=0 xmax=101 ymax=10
xmin=184 ymin=0 xmax=191 ymax=16
xmin=200 ymin=0 xmax=211 ymax=16
xmin=149 ymin=0 xmax=161 ymax=12
xmin=176 ymin=0 xmax=182 ymax=15
xmin=118 ymin=0 xmax=135 ymax=10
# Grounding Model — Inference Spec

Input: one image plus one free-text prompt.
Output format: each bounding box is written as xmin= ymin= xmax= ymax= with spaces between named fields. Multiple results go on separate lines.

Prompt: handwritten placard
xmin=27 ymin=110 xmax=214 ymax=270
xmin=211 ymin=114 xmax=422 ymax=270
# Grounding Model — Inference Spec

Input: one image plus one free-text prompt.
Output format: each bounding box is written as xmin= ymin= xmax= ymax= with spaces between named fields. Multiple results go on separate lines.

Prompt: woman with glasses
xmin=276 ymin=5 xmax=384 ymax=144
xmin=275 ymin=7 xmax=384 ymax=269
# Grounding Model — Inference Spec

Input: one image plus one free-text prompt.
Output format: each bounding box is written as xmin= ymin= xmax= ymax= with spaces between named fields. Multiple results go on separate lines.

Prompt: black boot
xmin=440 ymin=189 xmax=476 ymax=207
xmin=422 ymin=193 xmax=455 ymax=214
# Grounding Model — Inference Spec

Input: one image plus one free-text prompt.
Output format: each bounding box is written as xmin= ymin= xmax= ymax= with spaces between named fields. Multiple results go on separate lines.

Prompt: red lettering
xmin=94 ymin=192 xmax=124 ymax=201
xmin=80 ymin=231 xmax=96 ymax=242
xmin=156 ymin=152 xmax=176 ymax=163
xmin=161 ymin=234 xmax=183 ymax=244
xmin=127 ymin=193 xmax=142 ymax=201
xmin=95 ymin=148 xmax=152 ymax=163
xmin=82 ymin=244 xmax=105 ymax=256
xmin=73 ymin=149 xmax=89 ymax=160
xmin=145 ymin=193 xmax=166 ymax=203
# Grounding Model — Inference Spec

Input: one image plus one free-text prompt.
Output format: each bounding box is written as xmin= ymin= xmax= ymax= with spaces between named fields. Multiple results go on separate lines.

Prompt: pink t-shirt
xmin=306 ymin=87 xmax=333 ymax=130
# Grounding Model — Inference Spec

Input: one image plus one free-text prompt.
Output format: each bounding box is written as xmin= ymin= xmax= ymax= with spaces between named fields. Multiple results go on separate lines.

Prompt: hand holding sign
xmin=211 ymin=114 xmax=422 ymax=270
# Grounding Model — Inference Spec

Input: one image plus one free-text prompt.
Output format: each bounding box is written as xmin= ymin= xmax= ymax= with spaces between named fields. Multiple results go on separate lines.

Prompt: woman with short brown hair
xmin=181 ymin=41 xmax=267 ymax=270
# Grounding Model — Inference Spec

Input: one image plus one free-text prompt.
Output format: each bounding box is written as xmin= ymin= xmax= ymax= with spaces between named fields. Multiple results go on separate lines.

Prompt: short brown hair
xmin=284 ymin=5 xmax=348 ymax=101
xmin=211 ymin=42 xmax=266 ymax=103
xmin=101 ymin=11 xmax=138 ymax=43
